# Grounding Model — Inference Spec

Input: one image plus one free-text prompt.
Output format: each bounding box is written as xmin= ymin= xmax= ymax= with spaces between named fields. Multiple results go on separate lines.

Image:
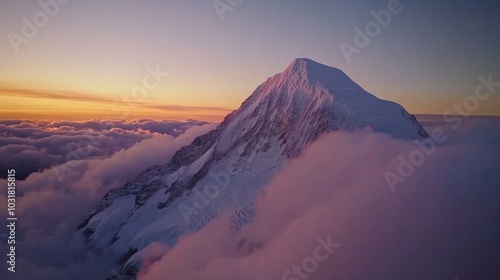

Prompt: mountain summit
xmin=283 ymin=58 xmax=361 ymax=90
xmin=79 ymin=58 xmax=428 ymax=277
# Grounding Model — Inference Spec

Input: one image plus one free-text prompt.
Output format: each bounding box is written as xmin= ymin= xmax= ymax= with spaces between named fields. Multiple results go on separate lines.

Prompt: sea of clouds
xmin=1 ymin=116 xmax=499 ymax=280
xmin=0 ymin=119 xmax=209 ymax=180
xmin=0 ymin=119 xmax=217 ymax=280
xmin=136 ymin=116 xmax=500 ymax=280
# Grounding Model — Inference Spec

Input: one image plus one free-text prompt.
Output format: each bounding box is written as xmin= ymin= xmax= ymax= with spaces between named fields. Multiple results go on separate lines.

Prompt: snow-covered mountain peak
xmin=79 ymin=58 xmax=429 ymax=278
xmin=281 ymin=58 xmax=361 ymax=91
xmin=247 ymin=58 xmax=364 ymax=107
xmin=285 ymin=57 xmax=323 ymax=75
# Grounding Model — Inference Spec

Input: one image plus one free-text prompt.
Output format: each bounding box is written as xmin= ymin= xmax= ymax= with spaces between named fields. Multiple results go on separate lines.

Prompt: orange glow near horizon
xmin=0 ymin=83 xmax=234 ymax=121
xmin=2 ymin=81 xmax=500 ymax=122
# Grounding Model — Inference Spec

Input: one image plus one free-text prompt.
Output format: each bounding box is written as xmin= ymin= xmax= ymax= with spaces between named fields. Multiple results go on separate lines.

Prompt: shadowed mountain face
xmin=79 ymin=58 xmax=429 ymax=278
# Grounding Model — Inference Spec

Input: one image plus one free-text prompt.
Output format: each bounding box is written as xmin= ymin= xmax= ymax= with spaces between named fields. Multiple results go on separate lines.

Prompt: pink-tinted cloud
xmin=1 ymin=117 xmax=499 ymax=280
xmin=139 ymin=127 xmax=500 ymax=280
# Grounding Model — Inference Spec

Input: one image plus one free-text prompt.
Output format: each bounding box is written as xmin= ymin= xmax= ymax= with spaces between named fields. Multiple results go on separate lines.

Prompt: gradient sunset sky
xmin=1 ymin=0 xmax=499 ymax=120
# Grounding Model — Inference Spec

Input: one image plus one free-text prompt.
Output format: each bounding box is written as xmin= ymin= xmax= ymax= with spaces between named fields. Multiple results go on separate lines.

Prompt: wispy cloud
xmin=147 ymin=104 xmax=232 ymax=113
xmin=0 ymin=86 xmax=115 ymax=104
xmin=0 ymin=85 xmax=233 ymax=115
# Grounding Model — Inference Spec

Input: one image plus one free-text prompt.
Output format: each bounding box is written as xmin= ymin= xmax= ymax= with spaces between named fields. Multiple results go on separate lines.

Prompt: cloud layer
xmin=0 ymin=116 xmax=499 ymax=280
xmin=0 ymin=122 xmax=217 ymax=280
xmin=138 ymin=117 xmax=500 ymax=280
xmin=0 ymin=119 xmax=209 ymax=180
